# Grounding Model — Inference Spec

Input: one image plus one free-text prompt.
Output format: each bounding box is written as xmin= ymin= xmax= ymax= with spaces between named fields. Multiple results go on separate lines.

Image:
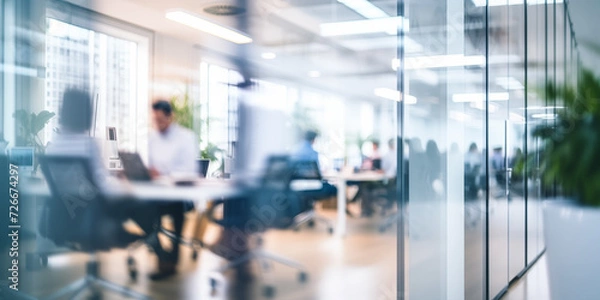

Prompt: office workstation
xmin=2 ymin=0 xmax=588 ymax=299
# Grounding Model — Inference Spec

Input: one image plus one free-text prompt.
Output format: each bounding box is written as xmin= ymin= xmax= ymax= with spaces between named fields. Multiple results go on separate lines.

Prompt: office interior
xmin=0 ymin=0 xmax=593 ymax=299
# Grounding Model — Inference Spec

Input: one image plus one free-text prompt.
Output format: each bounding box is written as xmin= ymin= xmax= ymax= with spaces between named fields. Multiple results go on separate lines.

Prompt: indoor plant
xmin=13 ymin=109 xmax=56 ymax=172
xmin=533 ymin=68 xmax=600 ymax=300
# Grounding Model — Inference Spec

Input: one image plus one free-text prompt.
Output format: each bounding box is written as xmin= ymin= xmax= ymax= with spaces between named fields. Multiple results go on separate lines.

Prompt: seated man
xmin=147 ymin=100 xmax=198 ymax=280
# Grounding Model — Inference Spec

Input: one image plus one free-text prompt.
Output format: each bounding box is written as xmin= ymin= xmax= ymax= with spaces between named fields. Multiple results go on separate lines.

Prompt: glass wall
xmin=402 ymin=0 xmax=577 ymax=299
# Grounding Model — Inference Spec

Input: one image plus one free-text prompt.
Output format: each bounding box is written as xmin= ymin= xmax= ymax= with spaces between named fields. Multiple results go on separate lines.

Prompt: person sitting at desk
xmin=292 ymin=130 xmax=337 ymax=199
xmin=45 ymin=89 xmax=159 ymax=252
xmin=147 ymin=100 xmax=198 ymax=280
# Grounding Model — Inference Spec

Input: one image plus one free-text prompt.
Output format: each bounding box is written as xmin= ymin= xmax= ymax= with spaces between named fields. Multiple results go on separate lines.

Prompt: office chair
xmin=290 ymin=160 xmax=335 ymax=234
xmin=38 ymin=155 xmax=149 ymax=300
xmin=205 ymin=156 xmax=312 ymax=297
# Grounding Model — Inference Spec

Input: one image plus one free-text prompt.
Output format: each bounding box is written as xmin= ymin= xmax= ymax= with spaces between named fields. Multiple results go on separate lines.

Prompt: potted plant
xmin=170 ymin=94 xmax=224 ymax=175
xmin=13 ymin=109 xmax=56 ymax=172
xmin=533 ymin=68 xmax=600 ymax=300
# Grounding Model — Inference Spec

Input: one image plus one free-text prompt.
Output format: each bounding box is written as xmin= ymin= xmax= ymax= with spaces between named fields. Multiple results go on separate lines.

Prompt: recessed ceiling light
xmin=261 ymin=52 xmax=276 ymax=60
xmin=374 ymin=88 xmax=417 ymax=104
xmin=320 ymin=16 xmax=409 ymax=37
xmin=452 ymin=92 xmax=509 ymax=103
xmin=165 ymin=9 xmax=252 ymax=44
xmin=308 ymin=71 xmax=321 ymax=78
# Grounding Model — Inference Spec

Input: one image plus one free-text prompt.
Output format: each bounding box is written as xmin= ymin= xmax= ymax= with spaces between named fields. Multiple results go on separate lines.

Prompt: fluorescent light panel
xmin=337 ymin=0 xmax=389 ymax=19
xmin=393 ymin=55 xmax=485 ymax=70
xmin=374 ymin=88 xmax=417 ymax=104
xmin=165 ymin=10 xmax=252 ymax=44
xmin=532 ymin=113 xmax=557 ymax=120
xmin=452 ymin=92 xmax=509 ymax=103
xmin=320 ymin=16 xmax=409 ymax=37
xmin=261 ymin=52 xmax=276 ymax=59
xmin=470 ymin=101 xmax=499 ymax=113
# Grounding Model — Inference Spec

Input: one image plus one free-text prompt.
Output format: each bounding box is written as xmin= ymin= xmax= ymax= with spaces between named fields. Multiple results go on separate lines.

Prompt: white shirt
xmin=148 ymin=123 xmax=198 ymax=176
xmin=382 ymin=148 xmax=397 ymax=178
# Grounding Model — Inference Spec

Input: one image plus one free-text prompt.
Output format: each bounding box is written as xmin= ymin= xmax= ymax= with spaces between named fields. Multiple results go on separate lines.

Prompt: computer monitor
xmin=8 ymin=147 xmax=34 ymax=171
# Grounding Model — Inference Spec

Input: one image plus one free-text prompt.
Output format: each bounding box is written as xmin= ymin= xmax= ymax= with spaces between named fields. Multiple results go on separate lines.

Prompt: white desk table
xmin=324 ymin=171 xmax=391 ymax=237
xmin=23 ymin=178 xmax=242 ymax=209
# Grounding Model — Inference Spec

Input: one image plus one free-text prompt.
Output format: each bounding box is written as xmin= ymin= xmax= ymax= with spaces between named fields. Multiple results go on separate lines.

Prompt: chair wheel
xmin=192 ymin=251 xmax=198 ymax=261
xmin=263 ymin=285 xmax=276 ymax=298
xmin=298 ymin=272 xmax=308 ymax=283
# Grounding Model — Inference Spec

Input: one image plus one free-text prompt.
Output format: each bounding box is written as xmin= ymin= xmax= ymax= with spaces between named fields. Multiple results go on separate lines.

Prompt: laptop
xmin=118 ymin=151 xmax=152 ymax=181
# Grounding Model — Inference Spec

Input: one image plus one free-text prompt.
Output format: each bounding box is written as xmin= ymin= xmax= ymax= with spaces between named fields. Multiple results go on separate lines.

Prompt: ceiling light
xmin=473 ymin=0 xmax=563 ymax=6
xmin=374 ymin=88 xmax=417 ymax=104
xmin=320 ymin=16 xmax=409 ymax=37
xmin=532 ymin=113 xmax=557 ymax=120
xmin=470 ymin=101 xmax=499 ymax=113
xmin=521 ymin=106 xmax=565 ymax=110
xmin=165 ymin=10 xmax=252 ymax=44
xmin=261 ymin=52 xmax=276 ymax=59
xmin=452 ymin=92 xmax=509 ymax=103
xmin=308 ymin=71 xmax=321 ymax=78
xmin=393 ymin=55 xmax=484 ymax=70
xmin=337 ymin=0 xmax=388 ymax=19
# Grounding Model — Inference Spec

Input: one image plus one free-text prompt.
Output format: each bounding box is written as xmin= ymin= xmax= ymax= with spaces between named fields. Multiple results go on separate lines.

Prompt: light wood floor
xmin=14 ymin=207 xmax=549 ymax=300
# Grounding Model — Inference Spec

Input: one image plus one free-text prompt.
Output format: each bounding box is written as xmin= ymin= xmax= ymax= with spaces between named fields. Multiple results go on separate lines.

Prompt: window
xmin=44 ymin=10 xmax=150 ymax=158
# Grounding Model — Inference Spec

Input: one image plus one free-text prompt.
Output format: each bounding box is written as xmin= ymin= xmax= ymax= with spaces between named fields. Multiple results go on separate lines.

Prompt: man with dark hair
xmin=294 ymin=130 xmax=320 ymax=165
xmin=148 ymin=99 xmax=198 ymax=280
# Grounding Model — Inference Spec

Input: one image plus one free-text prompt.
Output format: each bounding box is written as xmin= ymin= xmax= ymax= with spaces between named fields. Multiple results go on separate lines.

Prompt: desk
xmin=324 ymin=171 xmax=390 ymax=237
xmin=23 ymin=178 xmax=241 ymax=208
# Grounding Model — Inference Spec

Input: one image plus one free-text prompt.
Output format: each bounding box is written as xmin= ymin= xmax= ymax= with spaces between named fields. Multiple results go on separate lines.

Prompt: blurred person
xmin=46 ymin=89 xmax=159 ymax=249
xmin=464 ymin=142 xmax=482 ymax=201
xmin=491 ymin=146 xmax=506 ymax=198
xmin=292 ymin=130 xmax=337 ymax=198
xmin=381 ymin=138 xmax=397 ymax=178
xmin=147 ymin=100 xmax=198 ymax=280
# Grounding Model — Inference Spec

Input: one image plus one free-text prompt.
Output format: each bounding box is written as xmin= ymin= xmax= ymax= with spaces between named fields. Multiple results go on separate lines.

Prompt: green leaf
xmin=31 ymin=110 xmax=56 ymax=135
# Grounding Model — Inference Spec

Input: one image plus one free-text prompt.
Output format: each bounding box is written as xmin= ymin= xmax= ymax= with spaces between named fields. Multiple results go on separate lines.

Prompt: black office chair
xmin=290 ymin=160 xmax=335 ymax=234
xmin=38 ymin=155 xmax=149 ymax=300
xmin=205 ymin=156 xmax=311 ymax=297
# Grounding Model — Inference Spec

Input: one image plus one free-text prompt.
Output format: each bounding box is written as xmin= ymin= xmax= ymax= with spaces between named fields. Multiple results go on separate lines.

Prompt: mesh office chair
xmin=290 ymin=160 xmax=334 ymax=234
xmin=38 ymin=155 xmax=149 ymax=300
xmin=205 ymin=155 xmax=312 ymax=297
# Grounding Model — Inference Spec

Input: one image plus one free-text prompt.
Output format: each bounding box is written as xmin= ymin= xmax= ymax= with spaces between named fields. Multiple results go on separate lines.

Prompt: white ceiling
xmin=58 ymin=0 xmax=594 ymax=110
